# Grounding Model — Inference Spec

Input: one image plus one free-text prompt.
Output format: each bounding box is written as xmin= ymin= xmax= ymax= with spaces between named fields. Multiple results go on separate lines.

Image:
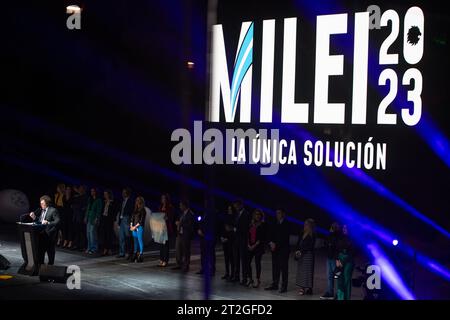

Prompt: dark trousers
xmin=72 ymin=220 xmax=86 ymax=249
xmin=39 ymin=232 xmax=56 ymax=265
xmin=99 ymin=216 xmax=114 ymax=250
xmin=175 ymin=235 xmax=191 ymax=270
xmin=247 ymin=249 xmax=263 ymax=280
xmin=200 ymin=237 xmax=216 ymax=273
xmin=222 ymin=240 xmax=234 ymax=276
xmin=159 ymin=238 xmax=171 ymax=263
xmin=233 ymin=237 xmax=248 ymax=281
xmin=63 ymin=214 xmax=74 ymax=242
xmin=272 ymin=249 xmax=289 ymax=289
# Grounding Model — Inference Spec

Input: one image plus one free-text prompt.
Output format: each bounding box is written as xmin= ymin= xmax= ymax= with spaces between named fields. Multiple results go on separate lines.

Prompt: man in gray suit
xmin=29 ymin=195 xmax=60 ymax=265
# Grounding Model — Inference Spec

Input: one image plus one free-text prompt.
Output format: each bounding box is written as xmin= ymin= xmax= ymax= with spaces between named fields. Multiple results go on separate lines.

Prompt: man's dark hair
xmin=123 ymin=187 xmax=132 ymax=196
xmin=40 ymin=195 xmax=52 ymax=206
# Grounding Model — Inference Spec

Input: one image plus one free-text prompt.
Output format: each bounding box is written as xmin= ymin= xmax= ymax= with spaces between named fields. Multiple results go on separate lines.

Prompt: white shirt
xmin=120 ymin=197 xmax=129 ymax=219
xmin=40 ymin=208 xmax=48 ymax=222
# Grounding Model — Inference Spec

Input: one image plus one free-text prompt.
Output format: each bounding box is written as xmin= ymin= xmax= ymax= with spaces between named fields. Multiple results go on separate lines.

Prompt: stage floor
xmin=0 ymin=225 xmax=363 ymax=300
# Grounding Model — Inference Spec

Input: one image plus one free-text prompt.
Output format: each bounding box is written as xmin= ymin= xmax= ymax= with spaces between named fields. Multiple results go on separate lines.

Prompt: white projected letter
xmin=352 ymin=12 xmax=369 ymax=124
xmin=314 ymin=14 xmax=347 ymax=124
xmin=209 ymin=22 xmax=253 ymax=123
xmin=281 ymin=18 xmax=309 ymax=123
xmin=260 ymin=19 xmax=275 ymax=123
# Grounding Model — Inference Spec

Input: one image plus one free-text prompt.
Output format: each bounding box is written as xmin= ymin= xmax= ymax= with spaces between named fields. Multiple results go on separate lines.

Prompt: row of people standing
xmin=52 ymin=184 xmax=149 ymax=262
xmin=216 ymin=202 xmax=354 ymax=299
xmin=51 ymin=183 xmax=355 ymax=299
xmin=219 ymin=202 xmax=291 ymax=292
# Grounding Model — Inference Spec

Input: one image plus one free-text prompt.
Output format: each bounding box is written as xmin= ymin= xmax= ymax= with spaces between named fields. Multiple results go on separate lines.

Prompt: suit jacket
xmin=117 ymin=197 xmax=134 ymax=224
xmin=86 ymin=197 xmax=103 ymax=225
xmin=235 ymin=208 xmax=251 ymax=240
xmin=101 ymin=200 xmax=118 ymax=223
xmin=34 ymin=206 xmax=60 ymax=238
xmin=269 ymin=219 xmax=290 ymax=253
xmin=177 ymin=209 xmax=195 ymax=240
xmin=221 ymin=212 xmax=236 ymax=241
xmin=71 ymin=193 xmax=88 ymax=223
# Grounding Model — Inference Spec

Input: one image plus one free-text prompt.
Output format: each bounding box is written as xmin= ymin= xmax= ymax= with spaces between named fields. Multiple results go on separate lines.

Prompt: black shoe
xmin=116 ymin=254 xmax=125 ymax=258
xmin=138 ymin=254 xmax=144 ymax=263
xmin=196 ymin=270 xmax=204 ymax=275
xmin=279 ymin=287 xmax=287 ymax=293
xmin=172 ymin=266 xmax=182 ymax=270
xmin=230 ymin=277 xmax=240 ymax=283
xmin=240 ymin=280 xmax=248 ymax=286
xmin=264 ymin=285 xmax=278 ymax=291
xmin=221 ymin=274 xmax=229 ymax=280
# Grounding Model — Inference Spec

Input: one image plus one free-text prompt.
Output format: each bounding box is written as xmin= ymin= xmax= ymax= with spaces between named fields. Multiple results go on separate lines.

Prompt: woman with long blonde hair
xmin=130 ymin=196 xmax=146 ymax=262
xmin=295 ymin=218 xmax=316 ymax=295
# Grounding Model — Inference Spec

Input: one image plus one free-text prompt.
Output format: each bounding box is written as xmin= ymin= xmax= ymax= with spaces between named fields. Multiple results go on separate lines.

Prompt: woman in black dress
xmin=99 ymin=190 xmax=117 ymax=256
xmin=295 ymin=218 xmax=316 ymax=295
xmin=62 ymin=186 xmax=74 ymax=249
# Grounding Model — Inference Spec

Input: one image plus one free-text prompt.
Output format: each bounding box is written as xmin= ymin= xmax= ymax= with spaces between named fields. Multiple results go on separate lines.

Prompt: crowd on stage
xmin=24 ymin=183 xmax=355 ymax=300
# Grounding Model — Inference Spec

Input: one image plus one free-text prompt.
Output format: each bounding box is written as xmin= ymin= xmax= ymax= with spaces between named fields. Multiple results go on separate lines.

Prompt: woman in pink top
xmin=246 ymin=209 xmax=267 ymax=288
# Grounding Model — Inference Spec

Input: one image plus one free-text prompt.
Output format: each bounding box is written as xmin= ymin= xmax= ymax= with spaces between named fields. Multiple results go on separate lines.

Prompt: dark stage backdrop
xmin=1 ymin=1 xmax=449 ymax=263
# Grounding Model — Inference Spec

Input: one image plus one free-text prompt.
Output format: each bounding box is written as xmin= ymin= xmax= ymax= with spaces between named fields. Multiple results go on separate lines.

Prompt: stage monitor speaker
xmin=0 ymin=254 xmax=11 ymax=270
xmin=39 ymin=265 xmax=68 ymax=283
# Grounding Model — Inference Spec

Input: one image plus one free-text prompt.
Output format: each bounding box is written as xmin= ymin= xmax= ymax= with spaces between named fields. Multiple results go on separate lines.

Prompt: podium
xmin=17 ymin=222 xmax=45 ymax=276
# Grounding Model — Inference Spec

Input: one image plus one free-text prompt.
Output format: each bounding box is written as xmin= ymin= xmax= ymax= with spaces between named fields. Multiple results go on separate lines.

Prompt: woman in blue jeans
xmin=130 ymin=196 xmax=146 ymax=263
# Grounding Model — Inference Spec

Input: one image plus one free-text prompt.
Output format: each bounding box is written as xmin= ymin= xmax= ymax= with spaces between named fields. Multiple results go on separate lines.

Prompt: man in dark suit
xmin=117 ymin=187 xmax=134 ymax=259
xmin=232 ymin=199 xmax=251 ymax=285
xmin=196 ymin=197 xmax=218 ymax=276
xmin=28 ymin=195 xmax=61 ymax=265
xmin=71 ymin=185 xmax=88 ymax=251
xmin=265 ymin=208 xmax=290 ymax=293
xmin=173 ymin=200 xmax=195 ymax=272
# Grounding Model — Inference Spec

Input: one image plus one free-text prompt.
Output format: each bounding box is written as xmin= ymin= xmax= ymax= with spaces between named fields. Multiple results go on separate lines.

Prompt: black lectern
xmin=17 ymin=222 xmax=45 ymax=276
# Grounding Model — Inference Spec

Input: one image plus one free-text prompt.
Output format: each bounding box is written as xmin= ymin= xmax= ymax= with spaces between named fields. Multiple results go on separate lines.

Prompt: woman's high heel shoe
xmin=246 ymin=279 xmax=254 ymax=287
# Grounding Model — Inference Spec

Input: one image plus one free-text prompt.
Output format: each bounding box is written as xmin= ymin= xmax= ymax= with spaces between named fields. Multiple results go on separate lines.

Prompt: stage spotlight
xmin=392 ymin=239 xmax=399 ymax=246
xmin=197 ymin=216 xmax=202 ymax=222
xmin=187 ymin=61 xmax=195 ymax=69
xmin=66 ymin=5 xmax=81 ymax=13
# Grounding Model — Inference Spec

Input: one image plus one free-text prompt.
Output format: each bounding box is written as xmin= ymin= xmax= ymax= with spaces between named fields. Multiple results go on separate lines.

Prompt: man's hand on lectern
xmin=30 ymin=212 xmax=36 ymax=220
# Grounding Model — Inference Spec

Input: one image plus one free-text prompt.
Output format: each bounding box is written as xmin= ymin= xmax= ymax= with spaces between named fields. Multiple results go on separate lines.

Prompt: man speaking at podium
xmin=28 ymin=195 xmax=61 ymax=265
